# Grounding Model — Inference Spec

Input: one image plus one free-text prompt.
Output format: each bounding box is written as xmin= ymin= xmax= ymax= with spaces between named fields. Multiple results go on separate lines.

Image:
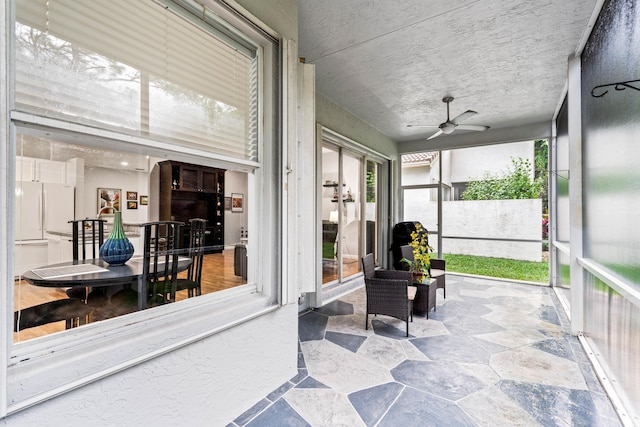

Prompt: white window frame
xmin=1 ymin=0 xmax=286 ymax=416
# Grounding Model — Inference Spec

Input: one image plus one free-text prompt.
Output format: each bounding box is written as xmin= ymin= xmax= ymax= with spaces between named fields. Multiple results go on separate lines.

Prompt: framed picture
xmin=97 ymin=188 xmax=121 ymax=216
xmin=224 ymin=197 xmax=231 ymax=211
xmin=140 ymin=195 xmax=148 ymax=206
xmin=127 ymin=201 xmax=138 ymax=210
xmin=126 ymin=191 xmax=138 ymax=201
xmin=231 ymin=193 xmax=244 ymax=212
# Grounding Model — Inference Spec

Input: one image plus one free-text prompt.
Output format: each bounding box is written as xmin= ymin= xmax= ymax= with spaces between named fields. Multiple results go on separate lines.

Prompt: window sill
xmin=7 ymin=286 xmax=278 ymax=413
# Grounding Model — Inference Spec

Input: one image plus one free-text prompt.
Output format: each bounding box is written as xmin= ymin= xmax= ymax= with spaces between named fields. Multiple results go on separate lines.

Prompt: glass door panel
xmin=321 ymin=146 xmax=340 ymax=284
xmin=365 ymin=161 xmax=377 ymax=260
xmin=341 ymin=151 xmax=361 ymax=278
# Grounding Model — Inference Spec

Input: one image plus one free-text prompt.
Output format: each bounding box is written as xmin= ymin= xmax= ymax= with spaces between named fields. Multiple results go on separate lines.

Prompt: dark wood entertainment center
xmin=154 ymin=161 xmax=225 ymax=252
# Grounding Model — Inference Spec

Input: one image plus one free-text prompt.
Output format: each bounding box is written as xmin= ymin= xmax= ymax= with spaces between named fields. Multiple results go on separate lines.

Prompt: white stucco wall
xmin=443 ymin=199 xmax=542 ymax=261
xmin=407 ymin=199 xmax=542 ymax=261
xmin=402 ymin=164 xmax=432 ymax=186
xmin=450 ymin=141 xmax=534 ymax=182
xmin=3 ymin=305 xmax=298 ymax=426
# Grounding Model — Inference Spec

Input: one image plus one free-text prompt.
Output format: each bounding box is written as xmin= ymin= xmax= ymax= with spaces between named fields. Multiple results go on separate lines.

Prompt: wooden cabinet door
xmin=201 ymin=169 xmax=217 ymax=192
xmin=180 ymin=165 xmax=200 ymax=191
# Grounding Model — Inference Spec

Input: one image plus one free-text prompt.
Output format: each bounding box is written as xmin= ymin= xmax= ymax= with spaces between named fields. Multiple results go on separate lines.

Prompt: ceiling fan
xmin=407 ymin=96 xmax=490 ymax=140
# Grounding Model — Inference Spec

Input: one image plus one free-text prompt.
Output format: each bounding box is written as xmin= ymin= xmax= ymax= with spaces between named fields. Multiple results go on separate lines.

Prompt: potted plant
xmin=401 ymin=223 xmax=432 ymax=280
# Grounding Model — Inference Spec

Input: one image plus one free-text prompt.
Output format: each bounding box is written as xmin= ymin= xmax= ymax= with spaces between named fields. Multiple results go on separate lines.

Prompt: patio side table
xmin=411 ymin=277 xmax=437 ymax=318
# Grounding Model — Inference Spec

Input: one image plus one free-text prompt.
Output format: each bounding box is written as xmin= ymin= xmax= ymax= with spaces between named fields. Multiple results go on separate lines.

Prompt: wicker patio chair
xmin=361 ymin=253 xmax=416 ymax=337
xmin=430 ymin=258 xmax=447 ymax=298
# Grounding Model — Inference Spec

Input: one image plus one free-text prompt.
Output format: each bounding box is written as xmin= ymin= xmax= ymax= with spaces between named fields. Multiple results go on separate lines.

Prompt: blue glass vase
xmin=99 ymin=211 xmax=134 ymax=265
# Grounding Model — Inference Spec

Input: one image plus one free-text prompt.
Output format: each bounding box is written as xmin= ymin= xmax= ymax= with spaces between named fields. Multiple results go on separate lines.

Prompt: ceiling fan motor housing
xmin=440 ymin=122 xmax=456 ymax=134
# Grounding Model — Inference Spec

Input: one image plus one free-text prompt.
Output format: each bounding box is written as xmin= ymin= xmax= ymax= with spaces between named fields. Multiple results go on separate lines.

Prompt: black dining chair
xmin=176 ymin=218 xmax=207 ymax=298
xmin=141 ymin=221 xmax=184 ymax=306
xmin=16 ymin=219 xmax=108 ymax=332
xmin=109 ymin=221 xmax=185 ymax=315
xmin=66 ymin=219 xmax=109 ymax=305
xmin=14 ymin=299 xmax=94 ymax=333
xmin=70 ymin=218 xmax=107 ymax=260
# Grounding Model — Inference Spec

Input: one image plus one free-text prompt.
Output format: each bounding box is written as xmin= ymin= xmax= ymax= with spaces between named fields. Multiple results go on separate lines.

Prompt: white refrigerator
xmin=15 ymin=181 xmax=74 ymax=239
xmin=14 ymin=181 xmax=75 ymax=275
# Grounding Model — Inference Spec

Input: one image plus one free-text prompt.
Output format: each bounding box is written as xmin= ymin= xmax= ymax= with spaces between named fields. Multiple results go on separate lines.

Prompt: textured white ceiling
xmin=298 ymin=0 xmax=599 ymax=143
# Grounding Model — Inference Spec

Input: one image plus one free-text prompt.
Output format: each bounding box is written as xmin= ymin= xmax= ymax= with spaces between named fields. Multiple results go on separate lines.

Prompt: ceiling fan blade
xmin=456 ymin=124 xmax=490 ymax=131
xmin=407 ymin=124 xmax=439 ymax=128
xmin=450 ymin=110 xmax=477 ymax=124
xmin=427 ymin=130 xmax=444 ymax=140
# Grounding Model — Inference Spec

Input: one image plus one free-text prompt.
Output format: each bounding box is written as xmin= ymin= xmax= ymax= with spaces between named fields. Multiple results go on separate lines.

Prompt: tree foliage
xmin=461 ymin=157 xmax=545 ymax=200
xmin=534 ymin=139 xmax=549 ymax=212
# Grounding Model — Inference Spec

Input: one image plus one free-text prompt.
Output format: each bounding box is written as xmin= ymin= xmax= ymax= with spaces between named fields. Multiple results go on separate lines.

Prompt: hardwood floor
xmin=13 ymin=248 xmax=245 ymax=343
xmin=322 ymin=258 xmax=361 ymax=284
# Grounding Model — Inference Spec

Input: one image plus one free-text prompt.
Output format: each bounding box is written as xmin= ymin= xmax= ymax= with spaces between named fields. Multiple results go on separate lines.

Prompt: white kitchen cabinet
xmin=47 ymin=235 xmax=62 ymax=264
xmin=15 ymin=157 xmax=36 ymax=182
xmin=37 ymin=159 xmax=67 ymax=184
xmin=47 ymin=234 xmax=75 ymax=264
xmin=16 ymin=157 xmax=67 ymax=184
xmin=130 ymin=236 xmax=142 ymax=255
xmin=14 ymin=241 xmax=48 ymax=278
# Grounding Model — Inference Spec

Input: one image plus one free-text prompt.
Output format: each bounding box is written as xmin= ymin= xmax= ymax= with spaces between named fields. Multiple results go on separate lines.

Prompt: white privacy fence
xmin=407 ymin=199 xmax=543 ymax=262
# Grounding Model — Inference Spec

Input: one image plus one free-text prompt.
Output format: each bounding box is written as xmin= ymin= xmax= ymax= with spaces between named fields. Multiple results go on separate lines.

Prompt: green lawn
xmin=441 ymin=253 xmax=549 ymax=283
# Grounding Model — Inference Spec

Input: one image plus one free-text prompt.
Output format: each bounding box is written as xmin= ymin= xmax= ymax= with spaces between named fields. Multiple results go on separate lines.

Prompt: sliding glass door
xmin=320 ymin=142 xmax=382 ymax=285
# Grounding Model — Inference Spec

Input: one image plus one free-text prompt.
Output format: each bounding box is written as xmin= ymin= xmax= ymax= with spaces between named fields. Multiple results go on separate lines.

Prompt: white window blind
xmin=15 ymin=0 xmax=258 ymax=161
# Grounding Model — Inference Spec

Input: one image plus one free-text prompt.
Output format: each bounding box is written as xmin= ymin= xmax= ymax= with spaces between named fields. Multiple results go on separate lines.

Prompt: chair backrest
xmin=69 ymin=219 xmax=107 ymax=260
xmin=399 ymin=245 xmax=414 ymax=270
xmin=140 ymin=221 xmax=184 ymax=305
xmin=361 ymin=253 xmax=376 ymax=278
xmin=184 ymin=218 xmax=207 ymax=284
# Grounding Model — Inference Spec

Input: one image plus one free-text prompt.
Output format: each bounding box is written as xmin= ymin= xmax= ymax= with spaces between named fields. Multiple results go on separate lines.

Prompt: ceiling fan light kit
xmin=407 ymin=96 xmax=490 ymax=140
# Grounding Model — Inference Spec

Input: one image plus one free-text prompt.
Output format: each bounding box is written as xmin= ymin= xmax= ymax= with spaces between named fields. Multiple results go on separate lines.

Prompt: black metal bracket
xmin=591 ymin=79 xmax=640 ymax=97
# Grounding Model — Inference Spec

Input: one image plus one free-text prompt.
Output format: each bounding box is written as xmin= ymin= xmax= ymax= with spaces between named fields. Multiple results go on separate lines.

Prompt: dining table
xmin=22 ymin=256 xmax=192 ymax=310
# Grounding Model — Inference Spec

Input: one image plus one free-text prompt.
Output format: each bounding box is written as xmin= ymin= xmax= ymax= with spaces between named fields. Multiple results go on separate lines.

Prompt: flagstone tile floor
xmin=230 ymin=275 xmax=623 ymax=426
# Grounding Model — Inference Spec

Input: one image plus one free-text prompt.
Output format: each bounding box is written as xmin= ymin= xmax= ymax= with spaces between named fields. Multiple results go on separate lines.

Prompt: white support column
xmin=296 ymin=60 xmax=316 ymax=295
xmin=281 ymin=38 xmax=299 ymax=305
xmin=0 ymin=0 xmax=12 ymax=417
xmin=549 ymin=120 xmax=558 ymax=287
xmin=437 ymin=151 xmax=443 ymax=258
xmin=567 ymin=54 xmax=584 ymax=336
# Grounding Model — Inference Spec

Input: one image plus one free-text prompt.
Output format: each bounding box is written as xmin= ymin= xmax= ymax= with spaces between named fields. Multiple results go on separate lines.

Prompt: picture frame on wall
xmin=97 ymin=188 xmax=121 ymax=216
xmin=127 ymin=201 xmax=138 ymax=210
xmin=224 ymin=197 xmax=231 ymax=210
xmin=126 ymin=191 xmax=138 ymax=201
xmin=231 ymin=193 xmax=243 ymax=212
xmin=140 ymin=195 xmax=148 ymax=205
